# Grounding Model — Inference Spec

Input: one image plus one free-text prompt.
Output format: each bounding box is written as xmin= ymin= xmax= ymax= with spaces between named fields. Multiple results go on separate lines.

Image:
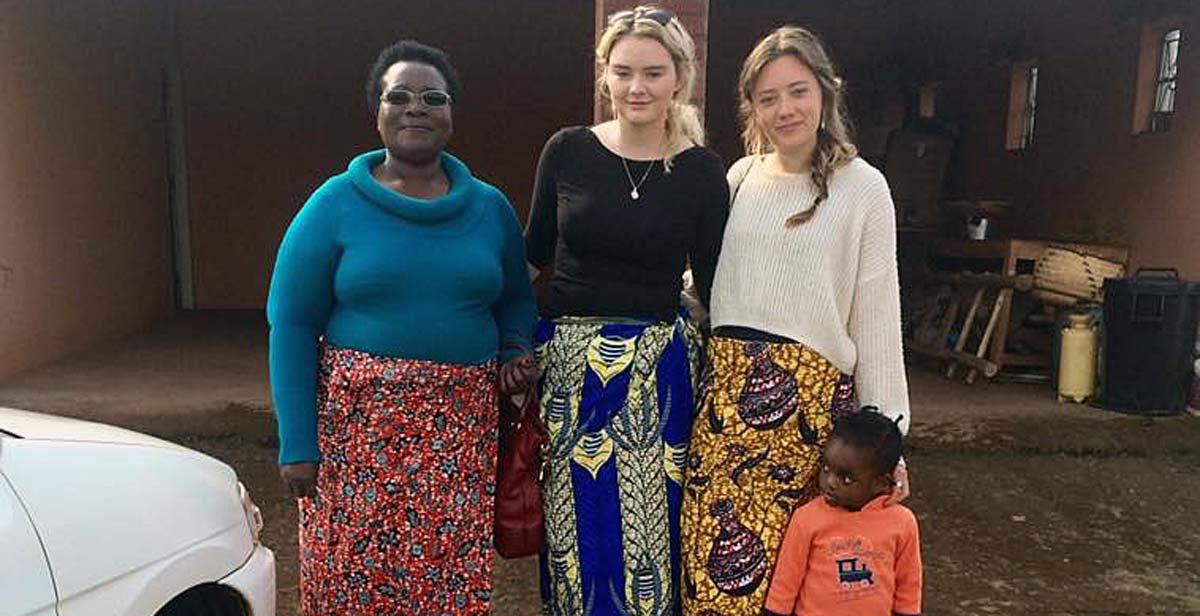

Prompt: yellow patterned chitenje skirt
xmin=681 ymin=336 xmax=854 ymax=615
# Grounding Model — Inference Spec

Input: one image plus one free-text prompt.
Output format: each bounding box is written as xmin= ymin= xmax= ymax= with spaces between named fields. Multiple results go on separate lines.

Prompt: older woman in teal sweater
xmin=267 ymin=40 xmax=536 ymax=615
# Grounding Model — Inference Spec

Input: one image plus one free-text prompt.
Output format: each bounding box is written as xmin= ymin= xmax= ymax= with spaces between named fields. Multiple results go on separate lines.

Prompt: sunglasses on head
xmin=607 ymin=8 xmax=674 ymax=26
xmin=380 ymin=88 xmax=453 ymax=108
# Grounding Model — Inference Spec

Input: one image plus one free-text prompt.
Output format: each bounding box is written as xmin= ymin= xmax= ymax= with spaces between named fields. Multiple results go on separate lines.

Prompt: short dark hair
xmin=365 ymin=40 xmax=462 ymax=114
xmin=830 ymin=407 xmax=903 ymax=476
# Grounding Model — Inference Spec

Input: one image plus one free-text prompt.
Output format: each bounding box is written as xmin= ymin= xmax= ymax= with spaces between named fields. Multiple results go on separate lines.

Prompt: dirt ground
xmin=2 ymin=312 xmax=1198 ymax=616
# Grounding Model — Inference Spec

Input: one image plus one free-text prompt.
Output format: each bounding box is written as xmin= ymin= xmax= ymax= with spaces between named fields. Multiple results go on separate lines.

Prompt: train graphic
xmin=836 ymin=557 xmax=875 ymax=589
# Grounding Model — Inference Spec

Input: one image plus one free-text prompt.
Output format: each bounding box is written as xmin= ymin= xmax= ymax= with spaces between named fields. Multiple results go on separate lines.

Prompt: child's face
xmin=819 ymin=438 xmax=893 ymax=511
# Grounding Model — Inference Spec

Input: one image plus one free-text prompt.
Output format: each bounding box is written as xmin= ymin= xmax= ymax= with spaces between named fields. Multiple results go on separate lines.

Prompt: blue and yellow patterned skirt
xmin=536 ymin=315 xmax=702 ymax=616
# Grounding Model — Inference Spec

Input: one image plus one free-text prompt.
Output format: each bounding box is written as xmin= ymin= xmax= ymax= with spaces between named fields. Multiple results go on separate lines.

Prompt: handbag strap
xmin=729 ymin=156 xmax=756 ymax=207
xmin=520 ymin=386 xmax=540 ymax=421
xmin=508 ymin=385 xmax=540 ymax=423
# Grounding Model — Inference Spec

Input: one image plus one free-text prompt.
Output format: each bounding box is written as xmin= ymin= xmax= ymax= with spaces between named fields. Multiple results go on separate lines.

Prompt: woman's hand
xmin=499 ymin=352 xmax=539 ymax=395
xmin=280 ymin=462 xmax=319 ymax=499
xmin=887 ymin=461 xmax=911 ymax=505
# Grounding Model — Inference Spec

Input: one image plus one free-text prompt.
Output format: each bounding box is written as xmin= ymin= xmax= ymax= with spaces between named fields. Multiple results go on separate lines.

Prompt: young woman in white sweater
xmin=681 ymin=26 xmax=911 ymax=615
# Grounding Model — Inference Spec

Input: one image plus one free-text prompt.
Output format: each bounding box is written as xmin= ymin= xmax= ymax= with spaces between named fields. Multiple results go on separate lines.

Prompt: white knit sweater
xmin=710 ymin=155 xmax=911 ymax=433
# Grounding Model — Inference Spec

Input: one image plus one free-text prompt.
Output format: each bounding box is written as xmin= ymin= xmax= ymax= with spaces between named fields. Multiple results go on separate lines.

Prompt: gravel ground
xmin=4 ymin=313 xmax=1198 ymax=615
xmin=131 ymin=407 xmax=1200 ymax=616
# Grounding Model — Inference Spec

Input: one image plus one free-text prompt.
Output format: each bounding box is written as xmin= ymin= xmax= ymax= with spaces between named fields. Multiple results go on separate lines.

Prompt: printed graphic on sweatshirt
xmin=828 ymin=536 xmax=885 ymax=602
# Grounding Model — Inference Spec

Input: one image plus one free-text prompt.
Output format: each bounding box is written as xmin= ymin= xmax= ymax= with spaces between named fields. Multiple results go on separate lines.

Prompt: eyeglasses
xmin=607 ymin=8 xmax=674 ymax=26
xmin=380 ymin=88 xmax=453 ymax=108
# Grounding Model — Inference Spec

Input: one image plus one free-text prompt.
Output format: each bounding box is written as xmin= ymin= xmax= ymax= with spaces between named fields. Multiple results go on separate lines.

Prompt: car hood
xmin=0 ymin=408 xmax=251 ymax=610
xmin=0 ymin=406 xmax=190 ymax=452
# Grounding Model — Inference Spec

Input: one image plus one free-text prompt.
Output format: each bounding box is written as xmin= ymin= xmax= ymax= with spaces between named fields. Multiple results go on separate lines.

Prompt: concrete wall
xmin=178 ymin=0 xmax=596 ymax=308
xmin=0 ymin=0 xmax=175 ymax=381
xmin=706 ymin=0 xmax=1200 ymax=276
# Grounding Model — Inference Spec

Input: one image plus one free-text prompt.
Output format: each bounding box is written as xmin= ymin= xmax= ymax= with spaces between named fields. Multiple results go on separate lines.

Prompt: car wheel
xmin=155 ymin=584 xmax=248 ymax=616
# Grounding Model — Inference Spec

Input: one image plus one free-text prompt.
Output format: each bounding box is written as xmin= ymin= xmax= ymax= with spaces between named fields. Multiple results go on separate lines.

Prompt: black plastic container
xmin=1099 ymin=269 xmax=1200 ymax=414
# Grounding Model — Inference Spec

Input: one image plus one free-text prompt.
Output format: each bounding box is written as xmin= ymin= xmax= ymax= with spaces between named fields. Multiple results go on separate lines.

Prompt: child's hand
xmin=887 ymin=461 xmax=911 ymax=505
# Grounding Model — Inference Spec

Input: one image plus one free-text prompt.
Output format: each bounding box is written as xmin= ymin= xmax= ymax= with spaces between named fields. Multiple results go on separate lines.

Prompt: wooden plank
xmin=915 ymin=271 xmax=1034 ymax=291
xmin=949 ymin=349 xmax=1000 ymax=377
xmin=909 ymin=341 xmax=999 ymax=378
xmin=968 ymin=288 xmax=1010 ymax=383
xmin=947 ymin=287 xmax=985 ymax=379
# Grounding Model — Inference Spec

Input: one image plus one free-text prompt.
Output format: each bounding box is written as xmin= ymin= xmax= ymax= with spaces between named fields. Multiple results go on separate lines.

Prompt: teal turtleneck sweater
xmin=267 ymin=150 xmax=537 ymax=464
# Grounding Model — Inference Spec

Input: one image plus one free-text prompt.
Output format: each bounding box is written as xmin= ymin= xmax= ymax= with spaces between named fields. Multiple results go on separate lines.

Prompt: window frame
xmin=1005 ymin=60 xmax=1039 ymax=151
xmin=1150 ymin=28 xmax=1181 ymax=132
xmin=1132 ymin=20 xmax=1182 ymax=135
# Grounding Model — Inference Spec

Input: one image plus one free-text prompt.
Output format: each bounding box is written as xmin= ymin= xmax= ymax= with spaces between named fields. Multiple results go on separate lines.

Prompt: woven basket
xmin=1031 ymin=288 xmax=1082 ymax=307
xmin=1033 ymin=246 xmax=1125 ymax=302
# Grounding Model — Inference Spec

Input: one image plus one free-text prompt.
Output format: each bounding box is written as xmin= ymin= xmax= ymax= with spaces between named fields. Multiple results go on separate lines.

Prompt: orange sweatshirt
xmin=763 ymin=495 xmax=922 ymax=616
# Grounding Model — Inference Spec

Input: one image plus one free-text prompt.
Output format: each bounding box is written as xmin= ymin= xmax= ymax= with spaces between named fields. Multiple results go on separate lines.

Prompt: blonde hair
xmin=738 ymin=26 xmax=857 ymax=226
xmin=596 ymin=5 xmax=705 ymax=172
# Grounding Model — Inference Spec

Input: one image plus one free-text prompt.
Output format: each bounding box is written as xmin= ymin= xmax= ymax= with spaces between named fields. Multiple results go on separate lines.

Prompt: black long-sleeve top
xmin=524 ymin=127 xmax=729 ymax=321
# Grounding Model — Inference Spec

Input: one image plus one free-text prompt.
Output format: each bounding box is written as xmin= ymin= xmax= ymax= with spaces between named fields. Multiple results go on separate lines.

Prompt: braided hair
xmin=737 ymin=26 xmax=857 ymax=227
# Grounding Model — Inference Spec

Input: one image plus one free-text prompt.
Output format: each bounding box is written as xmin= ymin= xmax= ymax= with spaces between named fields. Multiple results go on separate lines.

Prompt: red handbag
xmin=493 ymin=388 xmax=547 ymax=558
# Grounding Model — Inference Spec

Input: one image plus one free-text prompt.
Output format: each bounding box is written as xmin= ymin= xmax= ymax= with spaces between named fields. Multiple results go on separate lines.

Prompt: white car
xmin=0 ymin=407 xmax=275 ymax=616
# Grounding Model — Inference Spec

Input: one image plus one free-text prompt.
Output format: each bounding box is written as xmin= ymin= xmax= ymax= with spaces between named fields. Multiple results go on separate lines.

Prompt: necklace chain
xmin=620 ymin=156 xmax=656 ymax=201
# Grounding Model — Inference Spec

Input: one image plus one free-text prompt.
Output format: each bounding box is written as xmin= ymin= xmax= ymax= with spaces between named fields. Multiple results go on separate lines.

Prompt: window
xmin=1022 ymin=67 xmax=1039 ymax=147
xmin=1133 ymin=22 xmax=1182 ymax=134
xmin=1005 ymin=61 xmax=1039 ymax=150
xmin=1151 ymin=29 xmax=1181 ymax=131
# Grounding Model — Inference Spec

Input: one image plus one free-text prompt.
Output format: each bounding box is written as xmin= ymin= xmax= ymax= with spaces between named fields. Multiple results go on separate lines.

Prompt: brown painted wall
xmin=924 ymin=0 xmax=1200 ymax=276
xmin=179 ymin=0 xmax=596 ymax=308
xmin=707 ymin=0 xmax=1200 ymax=277
xmin=706 ymin=0 xmax=912 ymax=162
xmin=0 ymin=0 xmax=174 ymax=381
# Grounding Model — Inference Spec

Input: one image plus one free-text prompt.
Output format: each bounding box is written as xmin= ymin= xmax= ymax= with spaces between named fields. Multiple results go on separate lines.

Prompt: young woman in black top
xmin=523 ymin=6 xmax=728 ymax=615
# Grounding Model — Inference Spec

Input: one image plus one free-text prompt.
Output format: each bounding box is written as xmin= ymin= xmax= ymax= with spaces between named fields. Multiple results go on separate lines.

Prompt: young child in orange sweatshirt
xmin=762 ymin=409 xmax=922 ymax=616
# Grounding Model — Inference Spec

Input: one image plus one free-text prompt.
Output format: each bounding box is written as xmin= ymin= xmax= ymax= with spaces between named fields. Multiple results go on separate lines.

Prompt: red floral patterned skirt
xmin=298 ymin=344 xmax=499 ymax=615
